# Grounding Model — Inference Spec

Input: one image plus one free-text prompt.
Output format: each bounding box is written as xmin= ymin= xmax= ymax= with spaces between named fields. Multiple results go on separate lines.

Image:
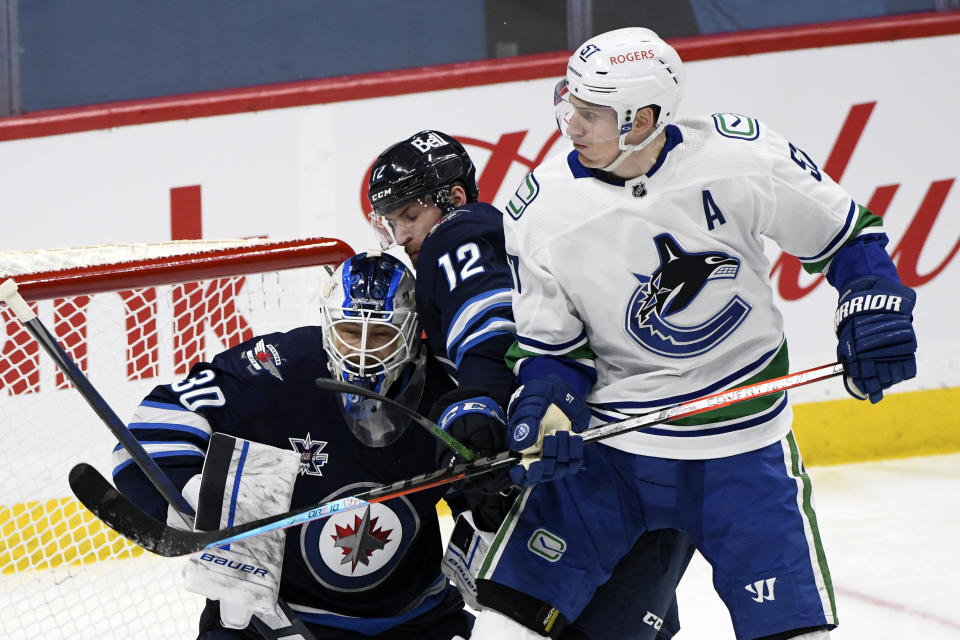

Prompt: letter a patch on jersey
xmin=625 ymin=234 xmax=751 ymax=358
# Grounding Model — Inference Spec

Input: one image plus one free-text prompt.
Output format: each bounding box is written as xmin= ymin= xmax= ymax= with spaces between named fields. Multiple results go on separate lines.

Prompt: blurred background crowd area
xmin=1 ymin=0 xmax=958 ymax=117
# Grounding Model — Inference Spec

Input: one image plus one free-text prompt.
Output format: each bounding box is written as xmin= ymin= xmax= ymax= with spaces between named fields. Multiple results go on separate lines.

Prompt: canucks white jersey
xmin=503 ymin=114 xmax=880 ymax=459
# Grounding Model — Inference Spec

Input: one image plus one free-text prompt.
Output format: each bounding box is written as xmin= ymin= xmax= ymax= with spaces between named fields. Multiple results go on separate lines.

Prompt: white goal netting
xmin=0 ymin=238 xmax=350 ymax=639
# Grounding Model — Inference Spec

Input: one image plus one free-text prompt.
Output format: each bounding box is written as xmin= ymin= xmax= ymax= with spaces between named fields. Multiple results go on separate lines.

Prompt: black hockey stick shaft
xmin=313 ymin=377 xmax=476 ymax=461
xmin=68 ymin=360 xmax=843 ymax=556
xmin=0 ymin=278 xmax=195 ymax=524
xmin=68 ymin=449 xmax=517 ymax=556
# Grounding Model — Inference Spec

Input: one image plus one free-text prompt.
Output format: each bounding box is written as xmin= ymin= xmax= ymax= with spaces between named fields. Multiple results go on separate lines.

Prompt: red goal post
xmin=0 ymin=236 xmax=352 ymax=640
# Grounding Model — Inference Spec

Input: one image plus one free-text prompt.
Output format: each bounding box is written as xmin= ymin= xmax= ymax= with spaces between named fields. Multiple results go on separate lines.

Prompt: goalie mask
xmin=555 ymin=27 xmax=684 ymax=155
xmin=321 ymin=251 xmax=424 ymax=447
xmin=367 ymin=130 xmax=479 ymax=249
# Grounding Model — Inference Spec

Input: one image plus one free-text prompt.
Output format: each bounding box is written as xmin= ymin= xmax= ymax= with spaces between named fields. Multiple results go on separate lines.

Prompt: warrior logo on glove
xmin=834 ymin=291 xmax=907 ymax=329
xmin=834 ymin=275 xmax=917 ymax=404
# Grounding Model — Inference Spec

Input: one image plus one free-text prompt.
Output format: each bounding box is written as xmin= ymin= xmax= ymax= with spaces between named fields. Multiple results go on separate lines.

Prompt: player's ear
xmin=624 ymin=106 xmax=658 ymax=147
xmin=632 ymin=106 xmax=658 ymax=135
xmin=450 ymin=184 xmax=468 ymax=206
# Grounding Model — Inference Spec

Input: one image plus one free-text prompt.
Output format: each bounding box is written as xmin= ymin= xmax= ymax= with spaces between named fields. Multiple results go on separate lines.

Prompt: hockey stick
xmin=0 ymin=278 xmax=196 ymax=524
xmin=0 ymin=278 xmax=316 ymax=640
xmin=68 ymin=360 xmax=844 ymax=557
xmin=313 ymin=377 xmax=476 ymax=461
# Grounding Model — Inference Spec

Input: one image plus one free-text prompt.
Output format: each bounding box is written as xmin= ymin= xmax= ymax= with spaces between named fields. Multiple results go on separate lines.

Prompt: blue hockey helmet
xmin=320 ymin=251 xmax=424 ymax=446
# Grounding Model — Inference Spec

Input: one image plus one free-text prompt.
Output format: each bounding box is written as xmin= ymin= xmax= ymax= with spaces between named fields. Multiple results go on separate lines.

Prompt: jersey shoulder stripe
xmin=517 ymin=330 xmax=588 ymax=355
xmin=139 ymin=399 xmax=190 ymax=412
xmin=800 ymin=204 xmax=885 ymax=274
xmin=453 ymin=319 xmax=515 ymax=369
xmin=445 ymin=288 xmax=512 ymax=354
xmin=112 ymin=442 xmax=205 ymax=475
xmin=130 ymin=403 xmax=213 ymax=436
xmin=797 ymin=199 xmax=856 ymax=262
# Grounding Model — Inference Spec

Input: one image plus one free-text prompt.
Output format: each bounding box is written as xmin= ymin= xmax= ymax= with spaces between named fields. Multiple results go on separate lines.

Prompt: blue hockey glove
xmin=432 ymin=389 xmax=513 ymax=495
xmin=835 ymin=276 xmax=917 ymax=404
xmin=506 ymin=375 xmax=591 ymax=487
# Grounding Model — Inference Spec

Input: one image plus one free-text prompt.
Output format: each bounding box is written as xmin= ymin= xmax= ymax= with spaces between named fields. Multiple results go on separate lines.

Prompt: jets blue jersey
xmin=112 ymin=326 xmax=458 ymax=626
xmin=415 ymin=202 xmax=516 ymax=406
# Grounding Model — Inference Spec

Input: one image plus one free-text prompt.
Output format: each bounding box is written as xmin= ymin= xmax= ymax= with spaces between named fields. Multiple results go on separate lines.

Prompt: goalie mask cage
xmin=0 ymin=237 xmax=353 ymax=640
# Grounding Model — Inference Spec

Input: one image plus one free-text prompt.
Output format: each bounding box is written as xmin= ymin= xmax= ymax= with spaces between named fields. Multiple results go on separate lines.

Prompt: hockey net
xmin=0 ymin=237 xmax=353 ymax=639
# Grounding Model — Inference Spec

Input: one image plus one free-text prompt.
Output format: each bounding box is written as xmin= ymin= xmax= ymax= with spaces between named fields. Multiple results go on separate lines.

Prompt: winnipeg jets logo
xmin=243 ymin=339 xmax=283 ymax=380
xmin=288 ymin=433 xmax=329 ymax=476
xmin=301 ymin=488 xmax=414 ymax=591
xmin=625 ymin=234 xmax=751 ymax=358
xmin=332 ymin=506 xmax=393 ymax=571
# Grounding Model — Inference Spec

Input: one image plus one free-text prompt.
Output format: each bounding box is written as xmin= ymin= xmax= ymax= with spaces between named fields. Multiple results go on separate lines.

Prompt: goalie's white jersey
xmin=504 ymin=114 xmax=874 ymax=459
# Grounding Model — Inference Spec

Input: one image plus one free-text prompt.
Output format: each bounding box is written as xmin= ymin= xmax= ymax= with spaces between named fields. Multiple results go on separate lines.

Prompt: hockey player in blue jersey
xmin=367 ymin=130 xmax=693 ymax=639
xmin=469 ymin=28 xmax=919 ymax=640
xmin=113 ymin=252 xmax=474 ymax=640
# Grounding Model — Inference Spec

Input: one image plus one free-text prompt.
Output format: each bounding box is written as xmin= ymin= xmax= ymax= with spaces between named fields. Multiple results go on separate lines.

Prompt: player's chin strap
xmin=0 ymin=278 xmax=319 ymax=640
xmin=600 ymin=124 xmax=665 ymax=174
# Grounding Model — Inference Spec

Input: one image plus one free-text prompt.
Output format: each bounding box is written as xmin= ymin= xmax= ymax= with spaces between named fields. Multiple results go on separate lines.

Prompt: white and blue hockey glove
xmin=506 ymin=375 xmax=591 ymax=487
xmin=835 ymin=275 xmax=917 ymax=403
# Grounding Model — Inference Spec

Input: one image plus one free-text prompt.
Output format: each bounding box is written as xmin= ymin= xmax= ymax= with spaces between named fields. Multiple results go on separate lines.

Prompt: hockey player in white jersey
xmin=469 ymin=28 xmax=918 ymax=640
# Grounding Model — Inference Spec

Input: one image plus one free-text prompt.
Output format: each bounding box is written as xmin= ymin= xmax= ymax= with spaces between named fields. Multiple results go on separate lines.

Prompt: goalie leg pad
xmin=184 ymin=433 xmax=301 ymax=621
xmin=441 ymin=511 xmax=495 ymax=611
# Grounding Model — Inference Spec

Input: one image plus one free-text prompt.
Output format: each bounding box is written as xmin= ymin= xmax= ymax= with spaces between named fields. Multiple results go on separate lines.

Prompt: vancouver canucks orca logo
xmin=625 ymin=234 xmax=751 ymax=358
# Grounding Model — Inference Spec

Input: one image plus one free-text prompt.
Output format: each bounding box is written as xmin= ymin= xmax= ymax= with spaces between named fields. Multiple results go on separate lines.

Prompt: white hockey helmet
xmin=320 ymin=251 xmax=424 ymax=446
xmin=557 ymin=27 xmax=684 ymax=152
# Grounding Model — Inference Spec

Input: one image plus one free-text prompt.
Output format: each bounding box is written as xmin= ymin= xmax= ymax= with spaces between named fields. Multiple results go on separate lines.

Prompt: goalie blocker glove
xmin=834 ymin=275 xmax=917 ymax=403
xmin=506 ymin=375 xmax=591 ymax=487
